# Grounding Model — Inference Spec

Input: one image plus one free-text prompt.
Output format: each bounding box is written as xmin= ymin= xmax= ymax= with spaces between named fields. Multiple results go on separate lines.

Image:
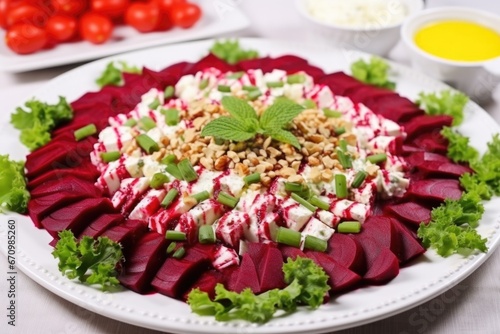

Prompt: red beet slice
xmin=409 ymin=131 xmax=449 ymax=154
xmin=100 ymin=219 xmax=148 ymax=254
xmin=345 ymin=85 xmax=395 ymax=104
xmin=389 ymin=218 xmax=426 ymax=263
xmin=363 ymin=247 xmax=400 ymax=284
xmin=403 ymin=115 xmax=453 ymax=140
xmin=40 ymin=198 xmax=115 ymax=238
xmin=406 ymin=151 xmax=451 ymax=167
xmin=30 ymin=176 xmax=101 ymax=199
xmin=28 ymin=162 xmax=99 ymax=189
xmin=237 ymin=56 xmax=271 ymax=71
xmin=256 ymin=246 xmax=286 ymax=292
xmin=77 ymin=213 xmax=124 ymax=239
xmin=118 ymin=232 xmax=167 ymax=293
xmin=386 ymin=201 xmax=432 ymax=227
xmin=407 ymin=179 xmax=462 ymax=203
xmin=316 ymin=72 xmax=363 ymax=96
xmin=305 ymin=251 xmax=361 ymax=293
xmin=360 ymin=216 xmax=403 ymax=261
xmin=279 ymin=245 xmax=306 ymax=261
xmin=327 ymin=233 xmax=366 ymax=275
xmin=152 ymin=246 xmax=212 ymax=298
xmin=364 ymin=95 xmax=424 ymax=123
xmin=227 ymin=253 xmax=261 ymax=294
xmin=417 ymin=161 xmax=473 ymax=178
xmin=183 ymin=270 xmax=225 ymax=301
xmin=71 ymin=91 xmax=114 ymax=111
xmin=188 ymin=53 xmax=238 ymax=73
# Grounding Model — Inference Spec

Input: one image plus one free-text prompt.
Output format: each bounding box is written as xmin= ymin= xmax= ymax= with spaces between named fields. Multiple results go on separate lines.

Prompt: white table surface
xmin=1 ymin=1 xmax=500 ymax=333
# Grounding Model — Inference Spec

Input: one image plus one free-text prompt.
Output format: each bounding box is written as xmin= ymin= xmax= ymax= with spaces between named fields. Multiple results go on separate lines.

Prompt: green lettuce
xmin=441 ymin=127 xmax=479 ymax=163
xmin=417 ymin=90 xmax=468 ymax=126
xmin=350 ymin=56 xmax=396 ymax=90
xmin=95 ymin=61 xmax=142 ymax=88
xmin=210 ymin=39 xmax=259 ymax=65
xmin=0 ymin=155 xmax=30 ymax=214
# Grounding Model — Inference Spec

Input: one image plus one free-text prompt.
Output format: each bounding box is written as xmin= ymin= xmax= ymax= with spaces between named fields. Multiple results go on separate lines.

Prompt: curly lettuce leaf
xmin=10 ymin=97 xmax=73 ymax=151
xmin=52 ymin=230 xmax=123 ymax=291
xmin=0 ymin=155 xmax=30 ymax=214
xmin=350 ymin=56 xmax=396 ymax=90
xmin=441 ymin=127 xmax=479 ymax=163
xmin=417 ymin=90 xmax=468 ymax=126
xmin=96 ymin=61 xmax=142 ymax=88
xmin=210 ymin=39 xmax=259 ymax=65
xmin=187 ymin=257 xmax=329 ymax=323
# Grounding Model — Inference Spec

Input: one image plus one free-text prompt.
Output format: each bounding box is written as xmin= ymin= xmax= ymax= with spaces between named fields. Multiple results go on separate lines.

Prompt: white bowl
xmin=401 ymin=7 xmax=500 ymax=104
xmin=295 ymin=0 xmax=424 ymax=56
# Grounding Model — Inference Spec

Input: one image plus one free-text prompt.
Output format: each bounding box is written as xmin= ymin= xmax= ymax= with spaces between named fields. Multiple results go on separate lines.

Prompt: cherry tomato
xmin=91 ymin=0 xmax=129 ymax=19
xmin=79 ymin=12 xmax=113 ymax=44
xmin=51 ymin=0 xmax=87 ymax=16
xmin=125 ymin=2 xmax=159 ymax=33
xmin=5 ymin=23 xmax=48 ymax=54
xmin=46 ymin=14 xmax=77 ymax=41
xmin=169 ymin=2 xmax=200 ymax=29
xmin=155 ymin=15 xmax=172 ymax=31
xmin=152 ymin=0 xmax=185 ymax=13
xmin=6 ymin=4 xmax=48 ymax=28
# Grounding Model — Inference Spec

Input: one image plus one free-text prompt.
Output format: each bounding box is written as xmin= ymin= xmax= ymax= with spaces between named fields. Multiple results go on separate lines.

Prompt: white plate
xmin=0 ymin=0 xmax=249 ymax=73
xmin=1 ymin=38 xmax=500 ymax=334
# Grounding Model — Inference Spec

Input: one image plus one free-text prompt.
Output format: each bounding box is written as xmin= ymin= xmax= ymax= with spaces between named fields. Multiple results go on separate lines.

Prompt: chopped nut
xmin=291 ymin=160 xmax=301 ymax=171
xmin=214 ymin=155 xmax=231 ymax=171
xmin=322 ymin=156 xmax=335 ymax=169
xmin=235 ymin=162 xmax=249 ymax=176
xmin=308 ymin=156 xmax=320 ymax=166
xmin=278 ymin=167 xmax=296 ymax=178
xmin=321 ymin=169 xmax=333 ymax=182
xmin=268 ymin=147 xmax=281 ymax=159
xmin=309 ymin=167 xmax=321 ymax=183
xmin=227 ymin=151 xmax=240 ymax=163
xmin=200 ymin=157 xmax=213 ymax=170
xmin=309 ymin=134 xmax=324 ymax=144
xmin=287 ymin=174 xmax=304 ymax=183
xmin=263 ymin=136 xmax=272 ymax=150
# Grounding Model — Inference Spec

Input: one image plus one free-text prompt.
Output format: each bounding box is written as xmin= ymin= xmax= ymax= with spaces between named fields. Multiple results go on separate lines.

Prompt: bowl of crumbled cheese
xmin=296 ymin=0 xmax=424 ymax=56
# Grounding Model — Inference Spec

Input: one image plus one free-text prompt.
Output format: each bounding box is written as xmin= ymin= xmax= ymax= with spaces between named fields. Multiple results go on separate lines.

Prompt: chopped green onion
xmin=139 ymin=116 xmax=156 ymax=131
xmin=178 ymin=159 xmax=198 ymax=182
xmin=100 ymin=151 xmax=120 ymax=163
xmin=366 ymin=153 xmax=387 ymax=164
xmin=309 ymin=196 xmax=330 ymax=211
xmin=198 ymin=225 xmax=215 ymax=244
xmin=166 ymin=242 xmax=177 ymax=254
xmin=335 ymin=174 xmax=347 ymax=199
xmin=285 ymin=182 xmax=308 ymax=193
xmin=304 ymin=235 xmax=328 ymax=252
xmin=303 ymin=99 xmax=317 ymax=109
xmin=161 ymin=108 xmax=179 ymax=126
xmin=338 ymin=221 xmax=361 ymax=233
xmin=242 ymin=85 xmax=258 ymax=91
xmin=276 ymin=227 xmax=301 ymax=248
xmin=335 ymin=127 xmax=346 ymax=135
xmin=124 ymin=118 xmax=137 ymax=127
xmin=336 ymin=149 xmax=352 ymax=169
xmin=339 ymin=139 xmax=348 ymax=152
xmin=148 ymin=98 xmax=160 ymax=110
xmin=217 ymin=192 xmax=239 ymax=208
xmin=136 ymin=134 xmax=159 ymax=154
xmin=287 ymin=74 xmax=306 ymax=84
xmin=164 ymin=85 xmax=175 ymax=99
xmin=247 ymin=89 xmax=262 ymax=101
xmin=266 ymin=81 xmax=284 ymax=88
xmin=172 ymin=246 xmax=186 ymax=259
xmin=227 ymin=71 xmax=244 ymax=79
xmin=161 ymin=154 xmax=177 ymax=164
xmin=74 ymin=124 xmax=97 ymax=141
xmin=165 ymin=163 xmax=183 ymax=180
xmin=244 ymin=172 xmax=261 ymax=185
xmin=161 ymin=188 xmax=179 ymax=208
xmin=291 ymin=193 xmax=316 ymax=212
xmin=218 ymin=84 xmax=231 ymax=93
xmin=165 ymin=230 xmax=187 ymax=241
xmin=199 ymin=78 xmax=209 ymax=90
xmin=151 ymin=173 xmax=169 ymax=189
xmin=192 ymin=190 xmax=210 ymax=203
xmin=352 ymin=171 xmax=367 ymax=188
xmin=323 ymin=108 xmax=342 ymax=118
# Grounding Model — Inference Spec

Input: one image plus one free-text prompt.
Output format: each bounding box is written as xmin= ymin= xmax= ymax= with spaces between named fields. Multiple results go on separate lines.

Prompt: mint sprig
xmin=201 ymin=96 xmax=304 ymax=148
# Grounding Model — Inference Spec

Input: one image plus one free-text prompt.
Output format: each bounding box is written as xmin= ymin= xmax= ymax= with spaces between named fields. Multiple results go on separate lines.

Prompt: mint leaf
xmin=201 ymin=116 xmax=256 ymax=142
xmin=265 ymin=129 xmax=300 ymax=149
xmin=259 ymin=98 xmax=304 ymax=130
xmin=221 ymin=96 xmax=258 ymax=123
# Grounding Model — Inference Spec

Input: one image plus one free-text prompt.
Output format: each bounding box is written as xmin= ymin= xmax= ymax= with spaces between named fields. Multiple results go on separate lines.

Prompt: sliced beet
xmin=363 ymin=247 xmax=400 ymax=284
xmin=409 ymin=131 xmax=449 ymax=154
xmin=403 ymin=115 xmax=453 ymax=140
xmin=227 ymin=253 xmax=261 ymax=294
xmin=389 ymin=218 xmax=426 ymax=263
xmin=385 ymin=201 xmax=432 ymax=227
xmin=279 ymin=245 xmax=306 ymax=261
xmin=256 ymin=246 xmax=286 ymax=292
xmin=183 ymin=270 xmax=225 ymax=301
xmin=71 ymin=91 xmax=113 ymax=111
xmin=344 ymin=85 xmax=395 ymax=104
xmin=417 ymin=161 xmax=473 ymax=178
xmin=406 ymin=151 xmax=451 ymax=167
xmin=305 ymin=251 xmax=361 ymax=293
xmin=360 ymin=216 xmax=403 ymax=261
xmin=407 ymin=179 xmax=462 ymax=203
xmin=237 ymin=56 xmax=271 ymax=71
xmin=118 ymin=232 xmax=167 ymax=294
xmin=158 ymin=61 xmax=192 ymax=79
xmin=364 ymin=95 xmax=424 ymax=123
xmin=152 ymin=246 xmax=212 ymax=298
xmin=401 ymin=145 xmax=425 ymax=155
xmin=30 ymin=176 xmax=101 ymax=199
xmin=316 ymin=72 xmax=363 ymax=96
xmin=327 ymin=233 xmax=366 ymax=275
xmin=28 ymin=162 xmax=99 ymax=189
xmin=77 ymin=213 xmax=124 ymax=239
xmin=40 ymin=198 xmax=115 ymax=238
xmin=188 ymin=53 xmax=238 ymax=73
xmin=100 ymin=219 xmax=148 ymax=254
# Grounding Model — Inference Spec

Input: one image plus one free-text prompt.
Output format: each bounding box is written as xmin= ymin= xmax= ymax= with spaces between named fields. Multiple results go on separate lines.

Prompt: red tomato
xmin=51 ymin=0 xmax=87 ymax=16
xmin=152 ymin=0 xmax=185 ymax=13
xmin=155 ymin=15 xmax=172 ymax=31
xmin=6 ymin=4 xmax=48 ymax=28
xmin=169 ymin=2 xmax=200 ymax=29
xmin=5 ymin=23 xmax=48 ymax=54
xmin=79 ymin=12 xmax=113 ymax=44
xmin=46 ymin=14 xmax=77 ymax=41
xmin=125 ymin=3 xmax=159 ymax=33
xmin=91 ymin=0 xmax=129 ymax=19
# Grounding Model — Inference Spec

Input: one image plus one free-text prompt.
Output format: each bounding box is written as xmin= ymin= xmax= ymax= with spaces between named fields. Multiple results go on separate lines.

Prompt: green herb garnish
xmin=417 ymin=90 xmax=469 ymax=126
xmin=0 ymin=155 xmax=30 ymax=214
xmin=96 ymin=61 xmax=142 ymax=88
xmin=351 ymin=56 xmax=396 ymax=90
xmin=210 ymin=39 xmax=259 ymax=65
